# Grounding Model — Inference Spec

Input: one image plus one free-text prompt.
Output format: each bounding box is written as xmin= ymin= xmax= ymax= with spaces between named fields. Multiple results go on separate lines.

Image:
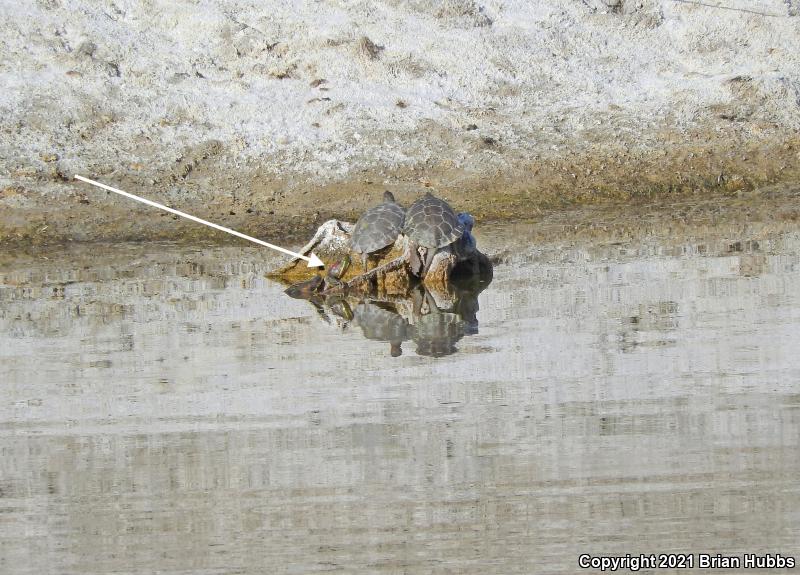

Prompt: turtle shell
xmin=403 ymin=193 xmax=464 ymax=249
xmin=350 ymin=199 xmax=405 ymax=254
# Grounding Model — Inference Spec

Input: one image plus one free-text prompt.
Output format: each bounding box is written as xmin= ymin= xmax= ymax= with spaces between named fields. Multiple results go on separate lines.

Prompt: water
xmin=2 ymin=217 xmax=799 ymax=574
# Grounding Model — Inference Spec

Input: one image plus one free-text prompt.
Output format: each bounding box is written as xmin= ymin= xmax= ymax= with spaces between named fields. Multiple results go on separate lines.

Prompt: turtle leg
xmin=409 ymin=242 xmax=423 ymax=276
xmin=421 ymin=247 xmax=436 ymax=276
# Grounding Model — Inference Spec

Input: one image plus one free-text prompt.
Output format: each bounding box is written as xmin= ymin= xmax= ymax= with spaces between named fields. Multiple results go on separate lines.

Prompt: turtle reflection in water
xmin=353 ymin=301 xmax=410 ymax=357
xmin=410 ymin=287 xmax=466 ymax=357
xmin=285 ymin=274 xmax=490 ymax=357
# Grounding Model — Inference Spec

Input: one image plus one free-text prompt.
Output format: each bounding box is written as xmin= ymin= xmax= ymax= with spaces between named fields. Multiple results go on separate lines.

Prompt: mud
xmin=3 ymin=134 xmax=800 ymax=248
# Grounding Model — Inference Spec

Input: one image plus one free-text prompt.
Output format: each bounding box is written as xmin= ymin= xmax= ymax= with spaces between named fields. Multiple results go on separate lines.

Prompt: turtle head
xmin=383 ymin=191 xmax=396 ymax=203
xmin=457 ymin=212 xmax=474 ymax=232
xmin=327 ymin=254 xmax=351 ymax=280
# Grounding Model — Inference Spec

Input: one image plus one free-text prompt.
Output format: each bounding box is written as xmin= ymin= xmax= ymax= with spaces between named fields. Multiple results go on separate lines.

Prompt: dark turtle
xmin=448 ymin=212 xmax=480 ymax=276
xmin=350 ymin=191 xmax=405 ymax=273
xmin=403 ymin=192 xmax=464 ymax=276
xmin=327 ymin=255 xmax=350 ymax=280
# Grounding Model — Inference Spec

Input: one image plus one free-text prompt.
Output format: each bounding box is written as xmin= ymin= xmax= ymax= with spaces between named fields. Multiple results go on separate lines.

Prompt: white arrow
xmin=75 ymin=175 xmax=324 ymax=267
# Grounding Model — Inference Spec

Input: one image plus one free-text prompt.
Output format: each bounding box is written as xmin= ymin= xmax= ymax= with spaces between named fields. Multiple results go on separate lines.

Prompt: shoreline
xmin=3 ymin=134 xmax=799 ymax=248
xmin=3 ymin=167 xmax=799 ymax=258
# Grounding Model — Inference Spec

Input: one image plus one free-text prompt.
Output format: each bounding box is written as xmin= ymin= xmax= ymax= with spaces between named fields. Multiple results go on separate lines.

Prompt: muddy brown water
xmin=1 ymin=215 xmax=799 ymax=574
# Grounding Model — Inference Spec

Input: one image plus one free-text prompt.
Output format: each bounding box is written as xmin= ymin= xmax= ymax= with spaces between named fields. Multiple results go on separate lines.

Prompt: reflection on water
xmin=288 ymin=279 xmax=490 ymax=358
xmin=1 ymin=220 xmax=800 ymax=574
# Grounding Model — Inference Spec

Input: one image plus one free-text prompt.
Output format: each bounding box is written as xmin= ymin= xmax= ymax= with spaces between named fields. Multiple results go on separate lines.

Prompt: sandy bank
xmin=2 ymin=0 xmax=799 ymax=245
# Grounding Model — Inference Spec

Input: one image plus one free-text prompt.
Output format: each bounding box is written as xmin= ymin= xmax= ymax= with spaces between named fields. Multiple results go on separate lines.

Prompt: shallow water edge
xmin=3 ymin=138 xmax=799 ymax=248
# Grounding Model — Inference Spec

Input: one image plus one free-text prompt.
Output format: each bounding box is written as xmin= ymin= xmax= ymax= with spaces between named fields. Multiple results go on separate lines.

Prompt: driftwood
xmin=269 ymin=220 xmax=353 ymax=277
xmin=330 ymin=254 xmax=409 ymax=293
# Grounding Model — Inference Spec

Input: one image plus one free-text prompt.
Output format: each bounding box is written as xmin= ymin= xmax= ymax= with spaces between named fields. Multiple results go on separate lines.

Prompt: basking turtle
xmin=403 ymin=192 xmax=465 ymax=276
xmin=456 ymin=213 xmax=476 ymax=255
xmin=350 ymin=191 xmax=405 ymax=273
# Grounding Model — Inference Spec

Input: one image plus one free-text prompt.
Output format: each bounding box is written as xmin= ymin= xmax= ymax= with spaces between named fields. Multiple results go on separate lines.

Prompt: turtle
xmin=403 ymin=192 xmax=465 ymax=277
xmin=448 ymin=212 xmax=481 ymax=276
xmin=350 ymin=191 xmax=405 ymax=273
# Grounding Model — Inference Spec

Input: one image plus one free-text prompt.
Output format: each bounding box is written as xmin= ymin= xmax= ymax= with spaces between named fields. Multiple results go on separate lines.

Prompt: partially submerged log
xmin=268 ymin=219 xmax=492 ymax=293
